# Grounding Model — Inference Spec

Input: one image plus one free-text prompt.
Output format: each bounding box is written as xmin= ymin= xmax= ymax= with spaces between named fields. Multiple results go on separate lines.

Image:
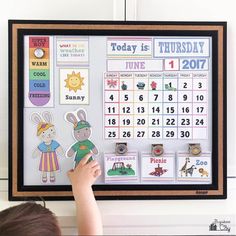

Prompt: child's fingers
xmin=67 ymin=169 xmax=74 ymax=180
xmin=67 ymin=169 xmax=74 ymax=175
xmin=92 ymin=163 xmax=100 ymax=170
xmin=79 ymin=152 xmax=93 ymax=166
xmin=93 ymin=165 xmax=101 ymax=175
xmin=87 ymin=160 xmax=99 ymax=168
xmin=94 ymin=168 xmax=102 ymax=178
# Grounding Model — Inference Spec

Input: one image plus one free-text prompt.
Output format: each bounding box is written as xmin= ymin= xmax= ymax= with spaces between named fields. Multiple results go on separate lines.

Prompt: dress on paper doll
xmin=38 ymin=139 xmax=60 ymax=173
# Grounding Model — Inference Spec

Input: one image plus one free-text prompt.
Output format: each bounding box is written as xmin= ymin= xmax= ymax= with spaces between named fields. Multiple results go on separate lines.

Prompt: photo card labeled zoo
xmin=177 ymin=152 xmax=212 ymax=182
xmin=9 ymin=20 xmax=226 ymax=200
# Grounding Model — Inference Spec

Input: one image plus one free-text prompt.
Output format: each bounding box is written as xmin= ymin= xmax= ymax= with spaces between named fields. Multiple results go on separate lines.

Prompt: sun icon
xmin=64 ymin=71 xmax=84 ymax=92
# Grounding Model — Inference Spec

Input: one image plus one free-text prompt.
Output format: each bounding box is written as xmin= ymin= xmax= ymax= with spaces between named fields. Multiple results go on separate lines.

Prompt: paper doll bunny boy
xmin=65 ymin=109 xmax=98 ymax=167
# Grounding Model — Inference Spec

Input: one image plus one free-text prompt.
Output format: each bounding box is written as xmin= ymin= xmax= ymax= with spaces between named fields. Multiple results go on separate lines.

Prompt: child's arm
xmin=67 ymin=153 xmax=103 ymax=235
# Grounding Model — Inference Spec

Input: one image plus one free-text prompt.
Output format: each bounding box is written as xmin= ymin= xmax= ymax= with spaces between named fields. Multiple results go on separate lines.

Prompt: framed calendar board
xmin=9 ymin=20 xmax=227 ymax=200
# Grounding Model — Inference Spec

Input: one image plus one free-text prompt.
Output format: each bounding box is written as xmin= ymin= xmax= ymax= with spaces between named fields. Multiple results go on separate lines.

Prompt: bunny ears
xmin=31 ymin=111 xmax=54 ymax=136
xmin=65 ymin=109 xmax=91 ymax=130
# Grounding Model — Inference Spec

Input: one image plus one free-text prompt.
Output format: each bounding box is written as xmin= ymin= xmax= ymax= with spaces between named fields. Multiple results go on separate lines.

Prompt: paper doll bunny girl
xmin=65 ymin=109 xmax=98 ymax=167
xmin=31 ymin=111 xmax=65 ymax=183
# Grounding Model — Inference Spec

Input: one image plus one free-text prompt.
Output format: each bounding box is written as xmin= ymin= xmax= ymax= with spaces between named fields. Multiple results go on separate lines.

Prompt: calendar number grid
xmin=104 ymin=71 xmax=208 ymax=140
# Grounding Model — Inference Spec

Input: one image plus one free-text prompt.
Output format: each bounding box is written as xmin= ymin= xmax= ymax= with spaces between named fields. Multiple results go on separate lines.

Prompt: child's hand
xmin=67 ymin=153 xmax=101 ymax=198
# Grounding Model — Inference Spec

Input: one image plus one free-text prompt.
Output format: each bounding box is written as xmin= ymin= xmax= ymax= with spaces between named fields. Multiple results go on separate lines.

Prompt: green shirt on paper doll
xmin=72 ymin=120 xmax=96 ymax=165
xmin=72 ymin=139 xmax=95 ymax=164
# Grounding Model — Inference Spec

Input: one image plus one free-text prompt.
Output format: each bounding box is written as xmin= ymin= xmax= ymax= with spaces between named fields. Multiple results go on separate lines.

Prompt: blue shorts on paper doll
xmin=65 ymin=109 xmax=98 ymax=167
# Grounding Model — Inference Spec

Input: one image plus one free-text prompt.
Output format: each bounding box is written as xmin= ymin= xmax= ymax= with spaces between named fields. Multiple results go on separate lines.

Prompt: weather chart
xmin=9 ymin=21 xmax=226 ymax=200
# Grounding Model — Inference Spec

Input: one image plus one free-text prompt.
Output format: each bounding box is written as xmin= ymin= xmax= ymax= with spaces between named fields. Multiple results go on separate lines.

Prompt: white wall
xmin=131 ymin=0 xmax=236 ymax=176
xmin=0 ymin=0 xmax=124 ymax=178
xmin=0 ymin=0 xmax=235 ymax=235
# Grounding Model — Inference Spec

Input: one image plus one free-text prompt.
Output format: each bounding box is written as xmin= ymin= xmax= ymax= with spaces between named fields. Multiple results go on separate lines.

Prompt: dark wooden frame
xmin=9 ymin=20 xmax=227 ymax=200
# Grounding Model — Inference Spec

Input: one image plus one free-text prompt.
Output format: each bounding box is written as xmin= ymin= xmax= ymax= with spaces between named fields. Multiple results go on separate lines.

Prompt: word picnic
xmin=150 ymin=157 xmax=167 ymax=164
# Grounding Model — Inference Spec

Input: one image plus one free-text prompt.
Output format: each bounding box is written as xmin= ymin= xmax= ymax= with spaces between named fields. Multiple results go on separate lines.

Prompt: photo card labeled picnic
xmin=9 ymin=21 xmax=226 ymax=200
xmin=141 ymin=152 xmax=175 ymax=182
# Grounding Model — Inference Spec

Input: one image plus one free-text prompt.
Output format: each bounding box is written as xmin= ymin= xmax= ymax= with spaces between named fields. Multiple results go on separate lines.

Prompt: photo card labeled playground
xmin=141 ymin=152 xmax=175 ymax=182
xmin=104 ymin=152 xmax=139 ymax=183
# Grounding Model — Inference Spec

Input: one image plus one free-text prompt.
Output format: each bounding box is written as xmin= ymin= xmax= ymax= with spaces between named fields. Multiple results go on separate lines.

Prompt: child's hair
xmin=0 ymin=202 xmax=61 ymax=236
